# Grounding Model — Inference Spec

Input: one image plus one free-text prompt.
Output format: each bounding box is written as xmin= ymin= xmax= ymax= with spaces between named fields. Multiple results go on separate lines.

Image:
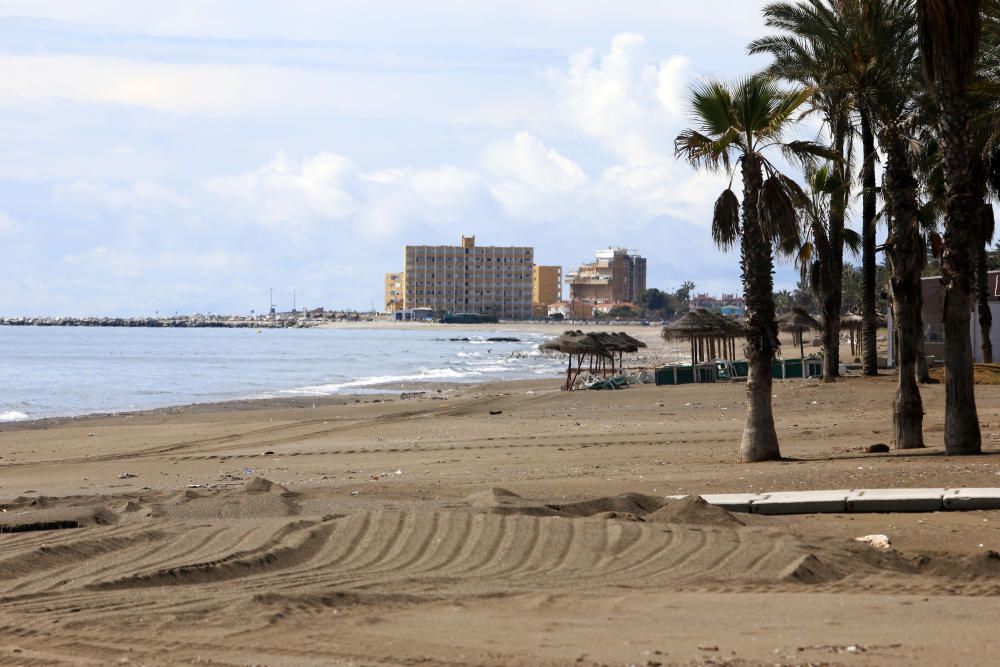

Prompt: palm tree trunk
xmin=916 ymin=300 xmax=933 ymax=383
xmin=976 ymin=240 xmax=993 ymax=363
xmin=893 ymin=284 xmax=925 ymax=448
xmin=882 ymin=128 xmax=925 ymax=450
xmin=738 ymin=155 xmax=781 ymax=463
xmin=861 ymin=110 xmax=879 ymax=376
xmin=822 ymin=125 xmax=848 ymax=382
xmin=936 ymin=82 xmax=982 ymax=455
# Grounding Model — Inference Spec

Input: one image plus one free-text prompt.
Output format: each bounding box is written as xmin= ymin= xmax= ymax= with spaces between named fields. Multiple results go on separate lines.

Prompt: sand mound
xmin=148 ymin=480 xmax=299 ymax=520
xmin=245 ymin=477 xmax=290 ymax=494
xmin=549 ymin=493 xmax=666 ymax=518
xmin=463 ymin=488 xmax=559 ymax=516
xmin=918 ymin=549 xmax=1000 ymax=580
xmin=779 ymin=553 xmax=846 ymax=584
xmin=0 ymin=506 xmax=118 ymax=533
xmin=121 ymin=500 xmax=143 ymax=513
xmin=646 ymin=495 xmax=744 ymax=527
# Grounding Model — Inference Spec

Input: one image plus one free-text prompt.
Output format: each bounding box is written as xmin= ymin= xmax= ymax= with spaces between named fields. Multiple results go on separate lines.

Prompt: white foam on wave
xmin=279 ymin=367 xmax=475 ymax=396
xmin=0 ymin=410 xmax=29 ymax=422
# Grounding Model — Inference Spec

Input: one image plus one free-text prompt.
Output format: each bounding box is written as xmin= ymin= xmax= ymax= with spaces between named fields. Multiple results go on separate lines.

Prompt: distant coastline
xmin=0 ymin=315 xmax=322 ymax=328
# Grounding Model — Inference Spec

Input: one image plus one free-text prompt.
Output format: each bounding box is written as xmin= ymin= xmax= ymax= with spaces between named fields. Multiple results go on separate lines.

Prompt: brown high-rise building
xmin=401 ymin=236 xmax=534 ymax=319
xmin=566 ymin=248 xmax=646 ymax=304
xmin=532 ymin=265 xmax=562 ymax=306
xmin=384 ymin=272 xmax=405 ymax=313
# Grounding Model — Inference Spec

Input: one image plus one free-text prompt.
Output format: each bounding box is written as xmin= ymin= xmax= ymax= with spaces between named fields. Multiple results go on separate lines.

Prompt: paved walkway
xmin=676 ymin=488 xmax=1000 ymax=514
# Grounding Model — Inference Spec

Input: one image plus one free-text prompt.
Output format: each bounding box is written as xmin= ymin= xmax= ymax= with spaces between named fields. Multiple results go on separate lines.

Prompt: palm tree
xmin=917 ymin=0 xmax=986 ymax=455
xmin=749 ymin=0 xmax=854 ymax=383
xmin=855 ymin=0 xmax=926 ymax=449
xmin=675 ymin=74 xmax=830 ymax=462
xmin=792 ymin=164 xmax=863 ymax=348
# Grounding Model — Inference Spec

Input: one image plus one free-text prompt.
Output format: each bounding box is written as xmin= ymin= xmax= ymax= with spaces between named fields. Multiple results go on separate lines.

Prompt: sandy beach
xmin=3 ymin=354 xmax=1000 ymax=665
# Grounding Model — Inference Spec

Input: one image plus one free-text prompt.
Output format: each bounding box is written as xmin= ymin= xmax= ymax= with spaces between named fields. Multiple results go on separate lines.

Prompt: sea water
xmin=0 ymin=326 xmax=563 ymax=421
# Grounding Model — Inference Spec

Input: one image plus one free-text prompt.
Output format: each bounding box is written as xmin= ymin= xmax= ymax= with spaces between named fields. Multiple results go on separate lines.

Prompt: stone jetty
xmin=0 ymin=315 xmax=324 ymax=328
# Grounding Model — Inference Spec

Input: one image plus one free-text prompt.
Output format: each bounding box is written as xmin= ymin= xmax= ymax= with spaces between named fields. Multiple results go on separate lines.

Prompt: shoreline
xmin=0 ymin=377 xmax=558 ymax=431
xmin=0 ymin=375 xmax=578 ymax=432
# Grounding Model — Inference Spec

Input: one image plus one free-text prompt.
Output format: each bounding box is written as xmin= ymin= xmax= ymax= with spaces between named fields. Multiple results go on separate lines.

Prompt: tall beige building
xmin=384 ymin=272 xmax=405 ymax=313
xmin=567 ymin=248 xmax=646 ymax=304
xmin=402 ymin=236 xmax=534 ymax=319
xmin=532 ymin=265 xmax=562 ymax=306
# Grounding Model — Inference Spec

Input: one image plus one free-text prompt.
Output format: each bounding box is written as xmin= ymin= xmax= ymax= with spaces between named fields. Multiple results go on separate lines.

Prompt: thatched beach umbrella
xmin=661 ymin=309 xmax=740 ymax=373
xmin=603 ymin=331 xmax=647 ymax=371
xmin=703 ymin=311 xmax=745 ymax=360
xmin=778 ymin=307 xmax=822 ymax=359
xmin=842 ymin=313 xmax=863 ymax=357
xmin=541 ymin=331 xmax=612 ymax=389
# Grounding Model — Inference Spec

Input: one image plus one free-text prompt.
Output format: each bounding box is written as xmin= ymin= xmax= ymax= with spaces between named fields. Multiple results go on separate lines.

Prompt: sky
xmin=0 ymin=0 xmax=846 ymax=316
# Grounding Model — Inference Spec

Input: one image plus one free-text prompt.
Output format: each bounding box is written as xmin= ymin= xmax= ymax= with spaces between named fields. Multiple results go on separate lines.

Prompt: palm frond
xmin=674 ymin=129 xmax=737 ymax=172
xmin=842 ymin=227 xmax=863 ymax=255
xmin=981 ymin=203 xmax=996 ymax=245
xmin=689 ymin=79 xmax=739 ymax=138
xmin=712 ymin=189 xmax=742 ymax=250
xmin=757 ymin=174 xmax=802 ymax=244
xmin=780 ymin=140 xmax=841 ymax=167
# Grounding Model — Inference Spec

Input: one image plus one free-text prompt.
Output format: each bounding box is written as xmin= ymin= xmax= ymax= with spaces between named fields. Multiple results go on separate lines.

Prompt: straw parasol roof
xmin=542 ymin=331 xmax=623 ymax=390
xmin=615 ymin=331 xmax=648 ymax=350
xmin=777 ymin=307 xmax=822 ymax=332
xmin=704 ymin=311 xmax=746 ymax=338
xmin=661 ymin=309 xmax=724 ymax=340
xmin=778 ymin=307 xmax=822 ymax=358
xmin=662 ymin=309 xmax=745 ymax=368
xmin=541 ymin=330 xmax=610 ymax=357
xmin=841 ymin=312 xmax=888 ymax=327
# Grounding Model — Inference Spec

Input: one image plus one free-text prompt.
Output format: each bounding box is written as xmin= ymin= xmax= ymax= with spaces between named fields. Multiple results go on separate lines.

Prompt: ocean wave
xmin=0 ymin=410 xmax=29 ymax=422
xmin=278 ymin=367 xmax=478 ymax=395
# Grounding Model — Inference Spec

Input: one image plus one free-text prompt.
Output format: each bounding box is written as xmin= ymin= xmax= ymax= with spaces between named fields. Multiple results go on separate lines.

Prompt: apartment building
xmin=402 ymin=236 xmax=534 ymax=319
xmin=532 ymin=265 xmax=562 ymax=307
xmin=384 ymin=272 xmax=405 ymax=313
xmin=566 ymin=248 xmax=646 ymax=304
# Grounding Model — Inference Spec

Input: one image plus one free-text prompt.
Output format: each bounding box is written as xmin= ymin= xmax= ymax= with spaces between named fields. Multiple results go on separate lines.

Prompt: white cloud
xmin=478 ymin=131 xmax=587 ymax=221
xmin=0 ymin=54 xmax=468 ymax=118
xmin=482 ymin=131 xmax=587 ymax=192
xmin=0 ymin=212 xmax=20 ymax=238
xmin=55 ymin=180 xmax=189 ymax=212
xmin=205 ymin=152 xmax=358 ymax=228
xmin=204 ymin=153 xmax=494 ymax=241
xmin=0 ymin=1 xmax=767 ymax=46
xmin=363 ymin=166 xmax=482 ymax=210
xmin=547 ymin=33 xmax=690 ymax=164
xmin=65 ymin=246 xmax=247 ymax=279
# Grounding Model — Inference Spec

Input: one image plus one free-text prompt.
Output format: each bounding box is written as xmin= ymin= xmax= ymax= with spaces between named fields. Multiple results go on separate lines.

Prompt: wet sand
xmin=2 ymin=369 xmax=998 ymax=666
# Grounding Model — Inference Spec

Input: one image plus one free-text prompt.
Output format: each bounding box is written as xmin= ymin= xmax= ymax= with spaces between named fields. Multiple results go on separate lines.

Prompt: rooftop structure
xmin=566 ymin=248 xmax=646 ymax=305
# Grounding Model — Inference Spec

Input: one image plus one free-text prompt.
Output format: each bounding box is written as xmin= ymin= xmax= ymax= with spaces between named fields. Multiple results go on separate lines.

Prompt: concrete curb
xmin=678 ymin=488 xmax=1000 ymax=514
